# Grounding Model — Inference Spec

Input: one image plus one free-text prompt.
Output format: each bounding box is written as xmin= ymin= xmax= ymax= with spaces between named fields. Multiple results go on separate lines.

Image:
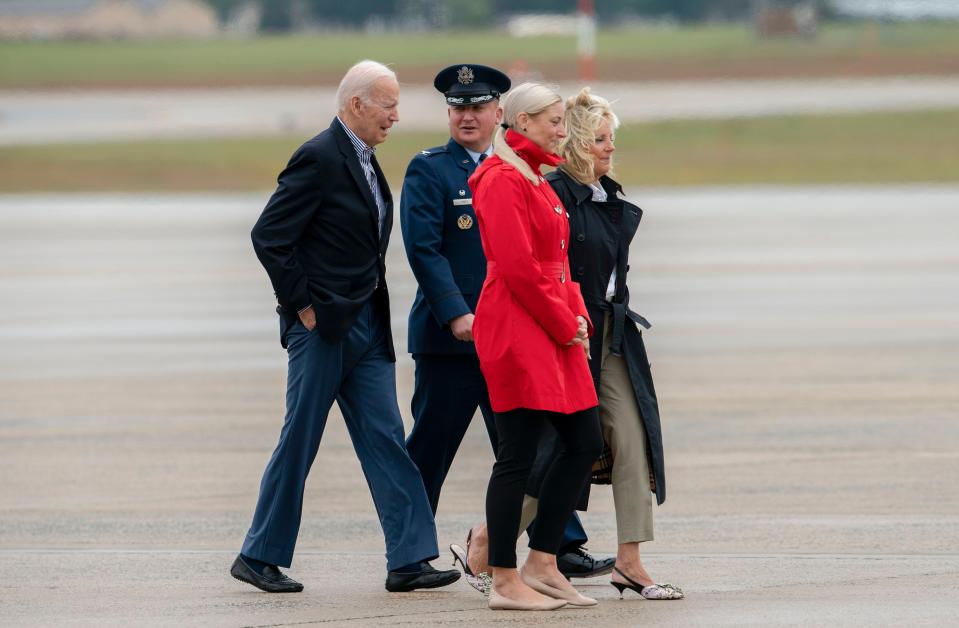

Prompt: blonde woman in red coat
xmin=468 ymin=82 xmax=604 ymax=611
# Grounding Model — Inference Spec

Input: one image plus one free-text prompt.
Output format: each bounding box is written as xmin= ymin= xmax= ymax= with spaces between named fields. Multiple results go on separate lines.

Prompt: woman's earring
xmin=522 ymin=127 xmax=527 ymax=132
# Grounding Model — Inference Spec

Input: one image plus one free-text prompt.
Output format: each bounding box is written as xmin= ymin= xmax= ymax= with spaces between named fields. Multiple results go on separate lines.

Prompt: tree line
xmin=204 ymin=0 xmax=822 ymax=31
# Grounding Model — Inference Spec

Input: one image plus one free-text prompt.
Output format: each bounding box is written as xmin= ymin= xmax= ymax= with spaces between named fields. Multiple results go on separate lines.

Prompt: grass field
xmin=2 ymin=108 xmax=957 ymax=192
xmin=2 ymin=22 xmax=959 ymax=88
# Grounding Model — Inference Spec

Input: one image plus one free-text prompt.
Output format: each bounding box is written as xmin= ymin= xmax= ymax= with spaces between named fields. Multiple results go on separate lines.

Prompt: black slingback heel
xmin=610 ymin=566 xmax=684 ymax=600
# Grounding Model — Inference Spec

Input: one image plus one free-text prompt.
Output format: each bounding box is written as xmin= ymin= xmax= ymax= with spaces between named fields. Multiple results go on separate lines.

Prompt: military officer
xmin=400 ymin=64 xmax=613 ymax=583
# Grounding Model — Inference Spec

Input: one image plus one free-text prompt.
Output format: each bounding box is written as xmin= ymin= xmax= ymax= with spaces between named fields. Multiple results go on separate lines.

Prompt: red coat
xmin=469 ymin=130 xmax=598 ymax=414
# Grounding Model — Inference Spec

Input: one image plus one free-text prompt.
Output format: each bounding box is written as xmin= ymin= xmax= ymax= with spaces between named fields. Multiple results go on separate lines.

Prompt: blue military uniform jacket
xmin=401 ymin=138 xmax=486 ymax=355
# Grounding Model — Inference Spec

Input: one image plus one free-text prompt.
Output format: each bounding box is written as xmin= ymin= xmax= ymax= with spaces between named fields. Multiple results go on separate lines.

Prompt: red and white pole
xmin=577 ymin=0 xmax=597 ymax=82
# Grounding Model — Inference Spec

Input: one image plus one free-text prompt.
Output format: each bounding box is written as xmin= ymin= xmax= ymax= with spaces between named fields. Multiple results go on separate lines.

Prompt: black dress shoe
xmin=557 ymin=546 xmax=616 ymax=579
xmin=231 ymin=555 xmax=304 ymax=593
xmin=385 ymin=560 xmax=461 ymax=592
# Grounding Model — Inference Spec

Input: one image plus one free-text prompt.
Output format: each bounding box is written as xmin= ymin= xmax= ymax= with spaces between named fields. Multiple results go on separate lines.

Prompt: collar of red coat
xmin=504 ymin=128 xmax=563 ymax=171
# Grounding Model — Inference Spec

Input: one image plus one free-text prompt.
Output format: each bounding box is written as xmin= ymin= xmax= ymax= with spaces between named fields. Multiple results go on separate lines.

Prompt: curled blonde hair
xmin=492 ymin=82 xmax=562 ymax=185
xmin=558 ymin=87 xmax=620 ymax=185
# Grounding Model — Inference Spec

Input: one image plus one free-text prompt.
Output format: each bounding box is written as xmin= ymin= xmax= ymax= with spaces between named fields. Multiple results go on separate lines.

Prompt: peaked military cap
xmin=433 ymin=64 xmax=511 ymax=106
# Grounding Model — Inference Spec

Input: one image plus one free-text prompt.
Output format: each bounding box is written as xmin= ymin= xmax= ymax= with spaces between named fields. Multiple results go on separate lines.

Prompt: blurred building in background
xmin=754 ymin=2 xmax=817 ymax=38
xmin=830 ymin=0 xmax=959 ymax=20
xmin=2 ymin=1 xmax=958 ymax=42
xmin=0 ymin=0 xmax=218 ymax=40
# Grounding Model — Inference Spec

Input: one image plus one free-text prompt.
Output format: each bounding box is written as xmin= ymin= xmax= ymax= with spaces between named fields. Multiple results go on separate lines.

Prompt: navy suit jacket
xmin=252 ymin=118 xmax=394 ymax=358
xmin=401 ymin=139 xmax=486 ymax=355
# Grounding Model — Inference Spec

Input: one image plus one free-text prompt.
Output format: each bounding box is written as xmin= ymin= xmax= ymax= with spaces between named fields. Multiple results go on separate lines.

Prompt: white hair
xmin=492 ymin=82 xmax=562 ymax=185
xmin=336 ymin=60 xmax=397 ymax=113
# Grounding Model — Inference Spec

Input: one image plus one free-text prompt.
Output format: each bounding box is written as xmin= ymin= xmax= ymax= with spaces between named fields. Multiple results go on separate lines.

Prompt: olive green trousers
xmin=520 ymin=312 xmax=654 ymax=545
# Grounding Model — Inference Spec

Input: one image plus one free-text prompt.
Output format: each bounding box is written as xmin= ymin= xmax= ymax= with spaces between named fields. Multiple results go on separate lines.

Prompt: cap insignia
xmin=457 ymin=66 xmax=474 ymax=85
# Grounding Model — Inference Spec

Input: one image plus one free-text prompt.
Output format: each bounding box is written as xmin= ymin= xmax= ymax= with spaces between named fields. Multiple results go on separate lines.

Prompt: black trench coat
xmin=526 ymin=170 xmax=666 ymax=508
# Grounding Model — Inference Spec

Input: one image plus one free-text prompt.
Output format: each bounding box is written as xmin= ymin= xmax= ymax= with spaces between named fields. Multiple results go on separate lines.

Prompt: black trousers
xmin=486 ymin=406 xmax=603 ymax=568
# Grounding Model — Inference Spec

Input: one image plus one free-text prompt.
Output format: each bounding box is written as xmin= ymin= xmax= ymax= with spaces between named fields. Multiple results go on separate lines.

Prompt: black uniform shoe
xmin=231 ymin=555 xmax=304 ymax=593
xmin=385 ymin=560 xmax=461 ymax=592
xmin=557 ymin=546 xmax=616 ymax=579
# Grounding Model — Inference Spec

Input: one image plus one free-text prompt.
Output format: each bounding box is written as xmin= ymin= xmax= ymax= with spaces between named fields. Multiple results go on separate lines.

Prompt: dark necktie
xmin=478 ymin=153 xmax=487 ymax=164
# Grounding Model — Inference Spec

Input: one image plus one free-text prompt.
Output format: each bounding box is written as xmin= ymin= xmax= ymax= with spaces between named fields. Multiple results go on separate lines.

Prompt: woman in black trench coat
xmin=539 ymin=87 xmax=681 ymax=600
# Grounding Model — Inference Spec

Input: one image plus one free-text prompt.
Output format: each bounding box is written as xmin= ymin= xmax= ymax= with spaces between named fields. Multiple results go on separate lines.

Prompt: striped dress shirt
xmin=336 ymin=116 xmax=386 ymax=237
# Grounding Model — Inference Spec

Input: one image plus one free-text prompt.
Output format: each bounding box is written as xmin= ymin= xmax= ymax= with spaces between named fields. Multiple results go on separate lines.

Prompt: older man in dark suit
xmin=231 ymin=60 xmax=459 ymax=594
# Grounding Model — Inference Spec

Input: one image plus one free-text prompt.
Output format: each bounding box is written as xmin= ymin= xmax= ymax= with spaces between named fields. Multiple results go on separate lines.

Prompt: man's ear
xmin=350 ymin=95 xmax=364 ymax=116
xmin=495 ymin=107 xmax=503 ymax=124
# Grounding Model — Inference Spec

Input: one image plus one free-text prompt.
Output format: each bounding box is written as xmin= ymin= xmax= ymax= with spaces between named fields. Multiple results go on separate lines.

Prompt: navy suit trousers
xmin=242 ymin=301 xmax=439 ymax=570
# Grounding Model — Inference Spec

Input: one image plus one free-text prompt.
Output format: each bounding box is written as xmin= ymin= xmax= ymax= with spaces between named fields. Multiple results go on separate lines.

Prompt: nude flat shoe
xmin=488 ymin=590 xmax=567 ymax=611
xmin=520 ymin=570 xmax=597 ymax=607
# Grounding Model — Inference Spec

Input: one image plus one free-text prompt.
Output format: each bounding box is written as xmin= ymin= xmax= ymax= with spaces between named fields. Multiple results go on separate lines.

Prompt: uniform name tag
xmin=452 ymin=198 xmax=473 ymax=206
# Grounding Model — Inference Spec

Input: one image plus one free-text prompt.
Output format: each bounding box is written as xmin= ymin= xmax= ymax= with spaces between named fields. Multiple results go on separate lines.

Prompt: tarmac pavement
xmin=3 ymin=76 xmax=959 ymax=145
xmin=1 ymin=185 xmax=958 ymax=626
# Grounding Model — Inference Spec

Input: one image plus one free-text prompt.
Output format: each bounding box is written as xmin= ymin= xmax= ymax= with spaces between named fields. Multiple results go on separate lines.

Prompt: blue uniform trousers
xmin=242 ymin=301 xmax=439 ymax=570
xmin=407 ymin=354 xmax=498 ymax=513
xmin=405 ymin=354 xmax=588 ymax=548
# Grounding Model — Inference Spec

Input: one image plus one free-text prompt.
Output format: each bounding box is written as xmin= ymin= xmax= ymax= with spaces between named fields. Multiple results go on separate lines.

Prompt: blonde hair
xmin=492 ymin=82 xmax=562 ymax=185
xmin=336 ymin=60 xmax=397 ymax=113
xmin=558 ymin=87 xmax=620 ymax=185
